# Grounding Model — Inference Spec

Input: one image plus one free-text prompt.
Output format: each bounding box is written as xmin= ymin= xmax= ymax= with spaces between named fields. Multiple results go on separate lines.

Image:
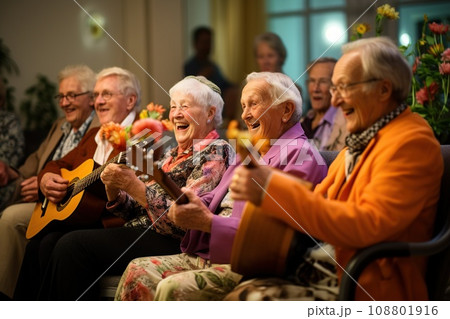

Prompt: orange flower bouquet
xmin=99 ymin=102 xmax=172 ymax=151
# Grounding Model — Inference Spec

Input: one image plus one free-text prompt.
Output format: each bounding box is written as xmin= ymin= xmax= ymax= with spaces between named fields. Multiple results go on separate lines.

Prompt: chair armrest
xmin=338 ymin=242 xmax=410 ymax=301
xmin=338 ymin=222 xmax=450 ymax=301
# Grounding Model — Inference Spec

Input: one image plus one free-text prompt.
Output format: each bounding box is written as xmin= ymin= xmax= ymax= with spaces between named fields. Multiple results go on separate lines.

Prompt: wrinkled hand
xmin=167 ymin=187 xmax=213 ymax=233
xmin=40 ymin=173 xmax=69 ymax=203
xmin=101 ymin=163 xmax=139 ymax=200
xmin=20 ymin=176 xmax=39 ymax=202
xmin=229 ymin=165 xmax=274 ymax=206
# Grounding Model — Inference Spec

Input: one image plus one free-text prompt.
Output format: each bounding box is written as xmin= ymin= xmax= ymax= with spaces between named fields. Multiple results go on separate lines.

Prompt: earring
xmin=207 ymin=119 xmax=211 ymax=123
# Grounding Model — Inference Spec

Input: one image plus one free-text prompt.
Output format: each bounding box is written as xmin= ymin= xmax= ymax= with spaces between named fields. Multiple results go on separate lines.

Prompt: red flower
xmin=150 ymin=258 xmax=161 ymax=265
xmin=428 ymin=22 xmax=449 ymax=35
xmin=416 ymin=82 xmax=439 ymax=105
xmin=416 ymin=87 xmax=428 ymax=105
xmin=439 ymin=63 xmax=450 ymax=75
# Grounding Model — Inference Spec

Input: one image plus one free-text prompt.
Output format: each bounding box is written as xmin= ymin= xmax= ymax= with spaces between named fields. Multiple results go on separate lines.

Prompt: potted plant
xmin=408 ymin=17 xmax=450 ymax=144
xmin=351 ymin=4 xmax=450 ymax=144
xmin=19 ymin=74 xmax=58 ymax=146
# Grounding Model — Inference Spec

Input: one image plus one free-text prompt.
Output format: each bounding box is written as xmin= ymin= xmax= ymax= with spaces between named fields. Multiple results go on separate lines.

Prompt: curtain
xmin=211 ymin=0 xmax=266 ymax=85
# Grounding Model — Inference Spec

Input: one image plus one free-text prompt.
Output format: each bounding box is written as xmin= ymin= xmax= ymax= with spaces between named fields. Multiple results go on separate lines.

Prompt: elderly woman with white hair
xmin=34 ymin=76 xmax=234 ymax=300
xmin=114 ymin=72 xmax=327 ymax=301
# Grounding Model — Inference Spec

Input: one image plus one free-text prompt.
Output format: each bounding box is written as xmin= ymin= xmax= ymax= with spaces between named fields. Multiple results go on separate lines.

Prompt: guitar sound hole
xmin=57 ymin=181 xmax=76 ymax=211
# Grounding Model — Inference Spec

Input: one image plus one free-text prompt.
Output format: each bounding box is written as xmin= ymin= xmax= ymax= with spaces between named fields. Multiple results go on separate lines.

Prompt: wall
xmin=0 ymin=0 xmax=185 ymax=121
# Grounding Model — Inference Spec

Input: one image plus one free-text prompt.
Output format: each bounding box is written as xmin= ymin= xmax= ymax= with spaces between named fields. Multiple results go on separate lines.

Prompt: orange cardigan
xmin=261 ymin=108 xmax=443 ymax=300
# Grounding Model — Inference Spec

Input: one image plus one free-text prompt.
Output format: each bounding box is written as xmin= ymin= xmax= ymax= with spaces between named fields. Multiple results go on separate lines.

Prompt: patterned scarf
xmin=344 ymin=104 xmax=407 ymax=177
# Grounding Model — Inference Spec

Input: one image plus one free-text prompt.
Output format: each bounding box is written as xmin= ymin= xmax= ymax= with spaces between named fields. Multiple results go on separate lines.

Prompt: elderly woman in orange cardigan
xmin=228 ymin=37 xmax=443 ymax=301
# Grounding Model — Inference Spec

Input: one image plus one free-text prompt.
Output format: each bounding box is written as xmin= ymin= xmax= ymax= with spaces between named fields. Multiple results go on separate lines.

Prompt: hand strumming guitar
xmin=100 ymin=163 xmax=148 ymax=208
xmin=167 ymin=187 xmax=214 ymax=233
xmin=40 ymin=173 xmax=69 ymax=203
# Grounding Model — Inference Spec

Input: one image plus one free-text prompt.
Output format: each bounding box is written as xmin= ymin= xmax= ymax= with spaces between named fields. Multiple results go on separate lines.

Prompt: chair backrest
xmin=425 ymin=145 xmax=450 ymax=300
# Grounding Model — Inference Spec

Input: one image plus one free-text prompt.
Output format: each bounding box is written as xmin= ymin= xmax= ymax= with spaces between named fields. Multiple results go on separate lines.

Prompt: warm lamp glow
xmin=400 ymin=33 xmax=411 ymax=46
xmin=324 ymin=22 xmax=346 ymax=44
xmin=89 ymin=13 xmax=105 ymax=39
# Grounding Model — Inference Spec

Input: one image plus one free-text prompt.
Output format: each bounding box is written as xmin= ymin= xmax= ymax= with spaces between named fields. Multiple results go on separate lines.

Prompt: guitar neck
xmin=72 ymin=153 xmax=124 ymax=196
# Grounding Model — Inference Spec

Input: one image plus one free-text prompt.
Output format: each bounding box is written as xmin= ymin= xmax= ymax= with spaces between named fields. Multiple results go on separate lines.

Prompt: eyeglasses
xmin=306 ymin=78 xmax=331 ymax=87
xmin=93 ymin=91 xmax=123 ymax=101
xmin=55 ymin=91 xmax=90 ymax=103
xmin=329 ymin=79 xmax=380 ymax=98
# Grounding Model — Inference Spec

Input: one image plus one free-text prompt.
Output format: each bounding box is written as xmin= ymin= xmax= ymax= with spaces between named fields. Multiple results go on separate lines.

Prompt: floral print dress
xmin=106 ymin=130 xmax=234 ymax=240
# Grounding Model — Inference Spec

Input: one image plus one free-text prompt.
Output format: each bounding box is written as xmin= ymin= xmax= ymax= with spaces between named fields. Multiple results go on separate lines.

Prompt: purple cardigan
xmin=180 ymin=123 xmax=328 ymax=263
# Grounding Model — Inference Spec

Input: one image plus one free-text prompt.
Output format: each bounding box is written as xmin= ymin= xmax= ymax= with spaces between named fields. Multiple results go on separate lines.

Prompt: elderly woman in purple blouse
xmin=115 ymin=72 xmax=328 ymax=301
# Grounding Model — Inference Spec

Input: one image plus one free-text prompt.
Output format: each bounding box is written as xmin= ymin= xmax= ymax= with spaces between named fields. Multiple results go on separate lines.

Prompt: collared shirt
xmin=301 ymin=106 xmax=338 ymax=151
xmin=52 ymin=110 xmax=95 ymax=161
xmin=93 ymin=110 xmax=136 ymax=165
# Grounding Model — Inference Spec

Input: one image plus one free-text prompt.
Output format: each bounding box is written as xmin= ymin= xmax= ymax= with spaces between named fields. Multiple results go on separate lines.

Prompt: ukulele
xmin=227 ymin=121 xmax=314 ymax=277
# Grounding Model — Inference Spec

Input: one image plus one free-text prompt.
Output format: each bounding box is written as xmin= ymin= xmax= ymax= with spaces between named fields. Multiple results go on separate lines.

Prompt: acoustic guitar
xmin=227 ymin=120 xmax=314 ymax=277
xmin=26 ymin=138 xmax=187 ymax=239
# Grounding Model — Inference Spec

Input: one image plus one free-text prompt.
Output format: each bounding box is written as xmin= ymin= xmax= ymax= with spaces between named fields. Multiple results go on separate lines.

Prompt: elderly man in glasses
xmin=12 ymin=66 xmax=143 ymax=300
xmin=301 ymin=57 xmax=348 ymax=151
xmin=0 ymin=65 xmax=98 ymax=300
xmin=227 ymin=37 xmax=443 ymax=301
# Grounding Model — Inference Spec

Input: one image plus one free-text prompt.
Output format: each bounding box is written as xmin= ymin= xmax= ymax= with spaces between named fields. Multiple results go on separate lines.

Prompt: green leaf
xmin=425 ymin=76 xmax=435 ymax=86
xmin=204 ymin=272 xmax=223 ymax=287
xmin=426 ymin=35 xmax=435 ymax=45
xmin=222 ymin=277 xmax=237 ymax=290
xmin=195 ymin=273 xmax=207 ymax=290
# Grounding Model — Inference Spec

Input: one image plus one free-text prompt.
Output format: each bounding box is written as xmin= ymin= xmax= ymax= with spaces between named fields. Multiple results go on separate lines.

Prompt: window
xmin=266 ymin=0 xmax=346 ymax=113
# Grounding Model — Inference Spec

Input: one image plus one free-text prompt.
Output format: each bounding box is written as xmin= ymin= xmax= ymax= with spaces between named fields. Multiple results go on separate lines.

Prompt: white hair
xmin=245 ymin=72 xmax=303 ymax=123
xmin=96 ymin=66 xmax=141 ymax=108
xmin=169 ymin=76 xmax=224 ymax=127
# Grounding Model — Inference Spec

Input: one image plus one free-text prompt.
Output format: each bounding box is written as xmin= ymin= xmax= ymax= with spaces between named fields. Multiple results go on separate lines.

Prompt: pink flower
xmin=131 ymin=118 xmax=164 ymax=141
xmin=442 ymin=48 xmax=450 ymax=62
xmin=439 ymin=63 xmax=450 ymax=75
xmin=416 ymin=87 xmax=428 ymax=105
xmin=416 ymin=82 xmax=439 ymax=105
xmin=428 ymin=22 xmax=449 ymax=35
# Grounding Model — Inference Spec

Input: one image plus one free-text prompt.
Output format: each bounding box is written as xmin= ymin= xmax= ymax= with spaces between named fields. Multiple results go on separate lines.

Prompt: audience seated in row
xmin=0 ymin=35 xmax=444 ymax=302
xmin=15 ymin=74 xmax=233 ymax=300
